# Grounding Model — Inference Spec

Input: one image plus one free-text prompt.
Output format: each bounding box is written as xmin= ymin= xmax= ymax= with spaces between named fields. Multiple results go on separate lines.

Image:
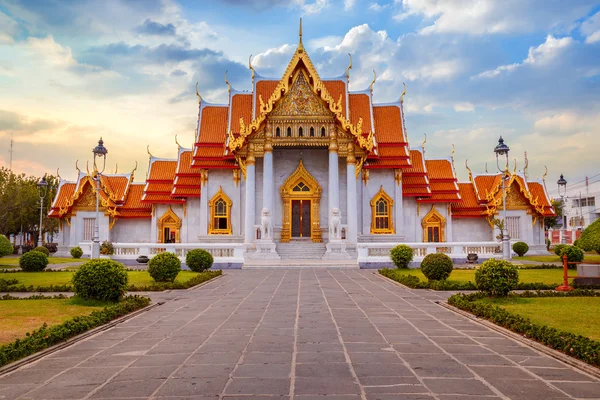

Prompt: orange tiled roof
xmin=430 ymin=181 xmax=459 ymax=192
xmin=528 ymin=182 xmax=552 ymax=208
xmin=147 ymin=160 xmax=177 ymax=181
xmin=425 ymin=160 xmax=455 ymax=181
xmin=373 ymin=106 xmax=406 ymax=144
xmin=323 ymin=80 xmax=346 ymax=117
xmin=198 ymin=106 xmax=228 ymax=143
xmin=404 ymin=150 xmax=427 ymax=175
xmin=231 ymin=94 xmax=253 ymax=134
xmin=175 ymin=150 xmax=199 ymax=176
xmin=349 ymin=94 xmax=371 ymax=134
xmin=255 ymin=80 xmax=279 ymax=117
xmin=194 ymin=146 xmax=226 ymax=158
xmin=403 ymin=186 xmax=432 ymax=196
xmin=51 ymin=182 xmax=76 ymax=209
xmin=451 ymin=183 xmax=486 ymax=218
xmin=174 ymin=176 xmax=201 ymax=187
xmin=145 ymin=183 xmax=174 ymax=193
xmin=191 ymin=158 xmax=237 ymax=169
xmin=403 ymin=176 xmax=429 ymax=187
xmin=118 ymin=184 xmax=151 ymax=218
xmin=142 ymin=193 xmax=183 ymax=203
xmin=143 ymin=157 xmax=184 ymax=204
xmin=101 ymin=175 xmax=130 ymax=203
xmin=474 ymin=175 xmax=502 ymax=202
xmin=172 ymin=187 xmax=201 ymax=196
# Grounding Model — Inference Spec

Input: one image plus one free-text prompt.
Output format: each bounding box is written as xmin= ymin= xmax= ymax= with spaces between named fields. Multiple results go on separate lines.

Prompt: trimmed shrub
xmin=44 ymin=243 xmax=58 ymax=254
xmin=561 ymin=245 xmax=584 ymax=269
xmin=148 ymin=252 xmax=181 ymax=282
xmin=577 ymin=219 xmax=600 ymax=255
xmin=390 ymin=244 xmax=414 ymax=269
xmin=0 ymin=235 xmax=13 ymax=258
xmin=186 ymin=249 xmax=214 ymax=272
xmin=475 ymin=259 xmax=519 ymax=297
xmin=420 ymin=253 xmax=453 ymax=281
xmin=70 ymin=246 xmax=84 ymax=259
xmin=554 ymin=244 xmax=568 ymax=257
xmin=99 ymin=240 xmax=114 ymax=255
xmin=72 ymin=259 xmax=129 ymax=301
xmin=512 ymin=241 xmax=529 ymax=257
xmin=19 ymin=251 xmax=49 ymax=272
xmin=33 ymin=246 xmax=50 ymax=256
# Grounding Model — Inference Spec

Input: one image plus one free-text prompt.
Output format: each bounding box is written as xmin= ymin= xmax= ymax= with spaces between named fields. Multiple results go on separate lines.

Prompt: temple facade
xmin=49 ymin=26 xmax=555 ymax=265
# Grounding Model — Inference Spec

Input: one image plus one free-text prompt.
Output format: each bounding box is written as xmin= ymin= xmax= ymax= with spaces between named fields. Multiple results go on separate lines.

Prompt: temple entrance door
xmin=291 ymin=200 xmax=311 ymax=238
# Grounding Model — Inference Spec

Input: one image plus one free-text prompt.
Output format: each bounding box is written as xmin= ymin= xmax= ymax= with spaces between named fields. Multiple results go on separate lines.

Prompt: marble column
xmin=199 ymin=170 xmax=208 ymax=236
xmin=254 ymin=128 xmax=279 ymax=258
xmin=262 ymin=145 xmax=274 ymax=215
xmin=346 ymin=142 xmax=358 ymax=244
xmin=328 ymin=126 xmax=340 ymax=227
xmin=244 ymin=147 xmax=256 ymax=243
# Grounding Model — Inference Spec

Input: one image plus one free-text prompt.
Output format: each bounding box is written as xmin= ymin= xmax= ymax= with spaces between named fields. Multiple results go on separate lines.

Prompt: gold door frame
xmin=422 ymin=205 xmax=446 ymax=242
xmin=280 ymin=160 xmax=322 ymax=242
xmin=158 ymin=206 xmax=182 ymax=243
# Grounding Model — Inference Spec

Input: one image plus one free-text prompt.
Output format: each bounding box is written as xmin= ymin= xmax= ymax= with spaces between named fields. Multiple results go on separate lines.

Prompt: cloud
xmin=0 ymin=11 xmax=19 ymax=44
xmin=344 ymin=0 xmax=356 ymax=11
xmin=169 ymin=69 xmax=187 ymax=77
xmin=581 ymin=11 xmax=600 ymax=44
xmin=0 ymin=109 xmax=63 ymax=135
xmin=395 ymin=0 xmax=598 ymax=35
xmin=533 ymin=111 xmax=600 ymax=137
xmin=368 ymin=2 xmax=390 ymax=12
xmin=454 ymin=102 xmax=475 ymax=112
xmin=134 ymin=18 xmax=176 ymax=36
xmin=218 ymin=0 xmax=329 ymax=14
xmin=24 ymin=35 xmax=106 ymax=75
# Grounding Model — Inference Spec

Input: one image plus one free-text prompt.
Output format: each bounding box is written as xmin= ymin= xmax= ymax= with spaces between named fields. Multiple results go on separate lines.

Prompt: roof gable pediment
xmin=270 ymin=71 xmax=332 ymax=118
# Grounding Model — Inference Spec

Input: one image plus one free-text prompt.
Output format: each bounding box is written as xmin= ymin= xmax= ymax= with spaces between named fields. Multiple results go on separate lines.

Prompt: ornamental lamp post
xmin=494 ymin=136 xmax=511 ymax=260
xmin=37 ymin=175 xmax=48 ymax=246
xmin=557 ymin=174 xmax=568 ymax=245
xmin=91 ymin=138 xmax=108 ymax=259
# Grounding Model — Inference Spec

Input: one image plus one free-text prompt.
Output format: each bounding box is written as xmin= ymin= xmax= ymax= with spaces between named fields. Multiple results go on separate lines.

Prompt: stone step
xmin=276 ymin=241 xmax=327 ymax=260
xmin=243 ymin=259 xmax=359 ymax=269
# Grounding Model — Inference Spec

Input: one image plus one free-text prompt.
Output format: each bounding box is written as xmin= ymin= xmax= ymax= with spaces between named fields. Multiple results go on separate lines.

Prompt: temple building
xmin=49 ymin=24 xmax=555 ymax=266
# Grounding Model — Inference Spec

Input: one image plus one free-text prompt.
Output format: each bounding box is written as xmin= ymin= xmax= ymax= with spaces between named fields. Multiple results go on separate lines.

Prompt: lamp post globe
xmin=557 ymin=174 xmax=568 ymax=244
xmin=37 ymin=175 xmax=48 ymax=246
xmin=91 ymin=138 xmax=108 ymax=259
xmin=494 ymin=136 xmax=511 ymax=260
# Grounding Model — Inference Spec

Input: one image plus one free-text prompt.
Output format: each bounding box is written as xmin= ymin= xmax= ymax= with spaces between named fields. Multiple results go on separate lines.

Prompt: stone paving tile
xmin=1 ymin=270 xmax=599 ymax=400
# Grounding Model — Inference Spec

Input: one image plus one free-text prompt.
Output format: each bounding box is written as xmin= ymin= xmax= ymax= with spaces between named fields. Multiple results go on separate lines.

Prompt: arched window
xmin=310 ymin=127 xmax=315 ymax=137
xmin=298 ymin=127 xmax=303 ymax=137
xmin=275 ymin=127 xmax=281 ymax=137
xmin=293 ymin=181 xmax=310 ymax=192
xmin=422 ymin=205 xmax=446 ymax=242
xmin=321 ymin=127 xmax=326 ymax=137
xmin=209 ymin=186 xmax=232 ymax=234
xmin=370 ymin=186 xmax=394 ymax=234
xmin=287 ymin=127 xmax=292 ymax=137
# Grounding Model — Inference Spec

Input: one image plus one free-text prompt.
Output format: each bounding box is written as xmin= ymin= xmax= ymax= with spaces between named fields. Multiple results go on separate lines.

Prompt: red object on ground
xmin=555 ymin=254 xmax=574 ymax=292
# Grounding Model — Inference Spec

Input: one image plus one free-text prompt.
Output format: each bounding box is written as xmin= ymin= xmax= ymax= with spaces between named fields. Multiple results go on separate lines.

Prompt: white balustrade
xmin=358 ymin=242 xmax=502 ymax=263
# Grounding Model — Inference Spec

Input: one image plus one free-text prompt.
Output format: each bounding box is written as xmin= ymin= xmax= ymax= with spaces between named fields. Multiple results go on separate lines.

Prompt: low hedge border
xmin=447 ymin=290 xmax=600 ymax=368
xmin=0 ymin=295 xmax=151 ymax=368
xmin=0 ymin=270 xmax=222 ymax=293
xmin=1 ymin=294 xmax=69 ymax=301
xmin=378 ymin=268 xmax=558 ymax=291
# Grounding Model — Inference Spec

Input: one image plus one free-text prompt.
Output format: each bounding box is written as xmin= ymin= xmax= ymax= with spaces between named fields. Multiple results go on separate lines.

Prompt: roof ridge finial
xmin=56 ymin=168 xmax=61 ymax=180
xmin=75 ymin=160 xmax=80 ymax=175
xmin=298 ymin=18 xmax=304 ymax=51
xmin=132 ymin=161 xmax=138 ymax=176
xmin=175 ymin=134 xmax=181 ymax=150
xmin=369 ymin=70 xmax=376 ymax=94
xmin=513 ymin=158 xmax=517 ymax=175
xmin=114 ymin=163 xmax=118 ymax=174
xmin=224 ymin=70 xmax=231 ymax=95
xmin=524 ymin=151 xmax=529 ymax=180
xmin=195 ymin=82 xmax=202 ymax=104
xmin=400 ymin=82 xmax=407 ymax=103
xmin=485 ymin=162 xmax=488 ymax=173
xmin=147 ymin=145 xmax=152 ymax=158
xmin=248 ymin=54 xmax=255 ymax=83
xmin=345 ymin=53 xmax=352 ymax=82
xmin=465 ymin=159 xmax=473 ymax=182
xmin=422 ymin=133 xmax=427 ymax=155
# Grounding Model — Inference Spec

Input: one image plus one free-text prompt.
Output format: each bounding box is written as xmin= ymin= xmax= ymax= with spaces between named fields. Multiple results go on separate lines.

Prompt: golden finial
xmin=400 ymin=82 xmax=407 ymax=103
xmin=175 ymin=134 xmax=181 ymax=149
xmin=114 ymin=163 xmax=118 ymax=174
xmin=132 ymin=161 xmax=138 ymax=174
xmin=513 ymin=158 xmax=517 ymax=175
xmin=422 ymin=133 xmax=427 ymax=148
xmin=75 ymin=160 xmax=80 ymax=175
xmin=298 ymin=18 xmax=304 ymax=51
xmin=86 ymin=160 xmax=91 ymax=175
xmin=147 ymin=145 xmax=152 ymax=158
xmin=465 ymin=159 xmax=473 ymax=182
xmin=485 ymin=162 xmax=488 ymax=173
xmin=450 ymin=144 xmax=456 ymax=174
xmin=524 ymin=151 xmax=529 ymax=180
xmin=369 ymin=70 xmax=377 ymax=94
xmin=248 ymin=54 xmax=255 ymax=82
xmin=451 ymin=143 xmax=455 ymax=156
xmin=195 ymin=82 xmax=202 ymax=104
xmin=345 ymin=53 xmax=352 ymax=81
xmin=224 ymin=70 xmax=231 ymax=94
xmin=56 ymin=168 xmax=61 ymax=180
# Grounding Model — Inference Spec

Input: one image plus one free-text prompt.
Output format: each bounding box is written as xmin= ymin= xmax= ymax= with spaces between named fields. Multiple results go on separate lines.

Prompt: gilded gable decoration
xmin=270 ymin=72 xmax=330 ymax=117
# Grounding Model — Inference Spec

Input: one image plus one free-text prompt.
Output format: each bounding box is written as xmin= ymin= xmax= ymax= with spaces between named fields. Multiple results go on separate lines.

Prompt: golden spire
xmin=422 ymin=133 xmax=427 ymax=152
xmin=75 ymin=160 xmax=81 ymax=175
xmin=345 ymin=53 xmax=352 ymax=81
xmin=56 ymin=168 xmax=61 ymax=180
xmin=132 ymin=161 xmax=138 ymax=175
xmin=248 ymin=54 xmax=255 ymax=83
xmin=450 ymin=144 xmax=456 ymax=175
xmin=400 ymin=82 xmax=407 ymax=103
xmin=465 ymin=159 xmax=473 ymax=182
xmin=542 ymin=165 xmax=548 ymax=183
xmin=523 ymin=151 xmax=529 ymax=180
xmin=513 ymin=158 xmax=517 ymax=175
xmin=175 ymin=134 xmax=181 ymax=150
xmin=224 ymin=70 xmax=231 ymax=95
xmin=369 ymin=70 xmax=377 ymax=94
xmin=195 ymin=82 xmax=202 ymax=104
xmin=147 ymin=145 xmax=152 ymax=158
xmin=298 ymin=18 xmax=304 ymax=51
xmin=485 ymin=162 xmax=488 ymax=173
xmin=86 ymin=160 xmax=92 ymax=175
xmin=114 ymin=163 xmax=118 ymax=174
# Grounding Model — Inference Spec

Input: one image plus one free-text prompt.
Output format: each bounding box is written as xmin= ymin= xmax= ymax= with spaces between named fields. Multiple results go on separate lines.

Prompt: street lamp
xmin=557 ymin=174 xmax=568 ymax=245
xmin=91 ymin=138 xmax=108 ymax=259
xmin=37 ymin=175 xmax=48 ymax=246
xmin=494 ymin=136 xmax=511 ymax=260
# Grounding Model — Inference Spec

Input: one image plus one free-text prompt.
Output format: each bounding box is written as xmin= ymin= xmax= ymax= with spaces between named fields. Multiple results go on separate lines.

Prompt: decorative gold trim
xmin=158 ymin=206 xmax=182 ymax=243
xmin=208 ymin=186 xmax=232 ymax=235
xmin=361 ymin=168 xmax=369 ymax=186
xmin=422 ymin=205 xmax=446 ymax=242
xmin=109 ymin=217 xmax=116 ymax=231
xmin=233 ymin=169 xmax=241 ymax=187
xmin=370 ymin=186 xmax=394 ymax=234
xmin=394 ymin=169 xmax=402 ymax=186
xmin=200 ymin=169 xmax=209 ymax=187
xmin=280 ymin=160 xmax=322 ymax=243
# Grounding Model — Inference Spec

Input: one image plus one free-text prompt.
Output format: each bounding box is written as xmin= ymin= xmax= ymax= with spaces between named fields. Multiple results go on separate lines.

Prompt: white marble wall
xmin=112 ymin=219 xmax=151 ymax=243
xmin=69 ymin=211 xmax=110 ymax=246
xmin=359 ymin=169 xmax=395 ymax=237
xmin=186 ymin=197 xmax=201 ymax=242
xmin=201 ymin=169 xmax=242 ymax=239
xmin=452 ymin=218 xmax=493 ymax=242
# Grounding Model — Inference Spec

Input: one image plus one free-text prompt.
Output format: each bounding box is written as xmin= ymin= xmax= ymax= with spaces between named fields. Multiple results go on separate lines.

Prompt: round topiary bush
xmin=33 ymin=246 xmax=50 ymax=256
xmin=390 ymin=244 xmax=414 ymax=269
xmin=559 ymin=245 xmax=584 ymax=269
xmin=475 ymin=259 xmax=519 ymax=297
xmin=512 ymin=241 xmax=529 ymax=257
xmin=420 ymin=253 xmax=453 ymax=281
xmin=19 ymin=250 xmax=49 ymax=272
xmin=148 ymin=252 xmax=181 ymax=282
xmin=0 ymin=235 xmax=13 ymax=258
xmin=576 ymin=219 xmax=600 ymax=255
xmin=186 ymin=249 xmax=214 ymax=272
xmin=72 ymin=259 xmax=129 ymax=301
xmin=70 ymin=246 xmax=84 ymax=259
xmin=554 ymin=244 xmax=567 ymax=257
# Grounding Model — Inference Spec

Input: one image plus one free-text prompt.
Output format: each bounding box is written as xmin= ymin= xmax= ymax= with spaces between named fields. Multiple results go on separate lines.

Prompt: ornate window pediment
xmin=270 ymin=71 xmax=332 ymax=118
xmin=422 ymin=205 xmax=446 ymax=242
xmin=209 ymin=186 xmax=232 ymax=235
xmin=158 ymin=206 xmax=181 ymax=243
xmin=370 ymin=186 xmax=394 ymax=234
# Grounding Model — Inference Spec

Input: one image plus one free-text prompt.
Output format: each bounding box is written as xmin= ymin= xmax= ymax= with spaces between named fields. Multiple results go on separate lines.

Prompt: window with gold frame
xmin=209 ymin=186 xmax=232 ymax=235
xmin=370 ymin=186 xmax=394 ymax=234
xmin=421 ymin=205 xmax=446 ymax=242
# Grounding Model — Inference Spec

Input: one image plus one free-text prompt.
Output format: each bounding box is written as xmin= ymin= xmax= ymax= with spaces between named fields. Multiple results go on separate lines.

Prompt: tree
xmin=544 ymin=199 xmax=563 ymax=230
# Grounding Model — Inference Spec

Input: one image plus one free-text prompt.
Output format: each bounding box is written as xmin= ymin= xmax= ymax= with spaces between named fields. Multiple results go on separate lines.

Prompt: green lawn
xmin=0 ymin=270 xmax=203 ymax=289
xmin=515 ymin=253 xmax=600 ymax=263
xmin=0 ymin=297 xmax=110 ymax=345
xmin=0 ymin=256 xmax=82 ymax=268
xmin=392 ymin=268 xmax=567 ymax=285
xmin=477 ymin=297 xmax=600 ymax=341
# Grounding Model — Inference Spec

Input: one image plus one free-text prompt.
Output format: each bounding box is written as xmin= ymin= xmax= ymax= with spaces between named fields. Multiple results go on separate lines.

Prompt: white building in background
xmin=48 ymin=25 xmax=556 ymax=267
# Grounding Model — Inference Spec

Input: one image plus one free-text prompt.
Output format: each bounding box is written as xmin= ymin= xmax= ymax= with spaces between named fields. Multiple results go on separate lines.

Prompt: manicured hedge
xmin=19 ymin=251 xmax=48 ymax=272
xmin=576 ymin=219 xmax=600 ymax=254
xmin=0 ymin=235 xmax=13 ymax=258
xmin=448 ymin=290 xmax=600 ymax=367
xmin=0 ymin=295 xmax=151 ymax=367
xmin=186 ymin=249 xmax=214 ymax=272
xmin=420 ymin=253 xmax=453 ymax=281
xmin=33 ymin=246 xmax=50 ymax=256
xmin=390 ymin=244 xmax=414 ymax=268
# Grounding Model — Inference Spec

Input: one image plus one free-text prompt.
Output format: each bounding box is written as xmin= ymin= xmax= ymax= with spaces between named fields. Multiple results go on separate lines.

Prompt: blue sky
xmin=0 ymin=0 xmax=599 ymax=190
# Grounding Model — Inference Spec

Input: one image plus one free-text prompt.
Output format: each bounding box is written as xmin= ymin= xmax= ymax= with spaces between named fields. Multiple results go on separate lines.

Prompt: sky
xmin=0 ymin=0 xmax=599 ymax=191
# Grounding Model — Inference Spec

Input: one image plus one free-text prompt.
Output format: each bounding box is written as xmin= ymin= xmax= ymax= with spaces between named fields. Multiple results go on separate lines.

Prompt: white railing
xmin=357 ymin=242 xmax=502 ymax=263
xmin=78 ymin=242 xmax=245 ymax=264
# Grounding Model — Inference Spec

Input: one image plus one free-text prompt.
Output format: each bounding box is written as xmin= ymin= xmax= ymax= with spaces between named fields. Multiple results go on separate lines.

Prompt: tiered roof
xmin=142 ymin=157 xmax=184 ymax=204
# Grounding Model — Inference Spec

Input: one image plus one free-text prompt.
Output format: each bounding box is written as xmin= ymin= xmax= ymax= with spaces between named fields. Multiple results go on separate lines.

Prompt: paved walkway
xmin=1 ymin=270 xmax=599 ymax=400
